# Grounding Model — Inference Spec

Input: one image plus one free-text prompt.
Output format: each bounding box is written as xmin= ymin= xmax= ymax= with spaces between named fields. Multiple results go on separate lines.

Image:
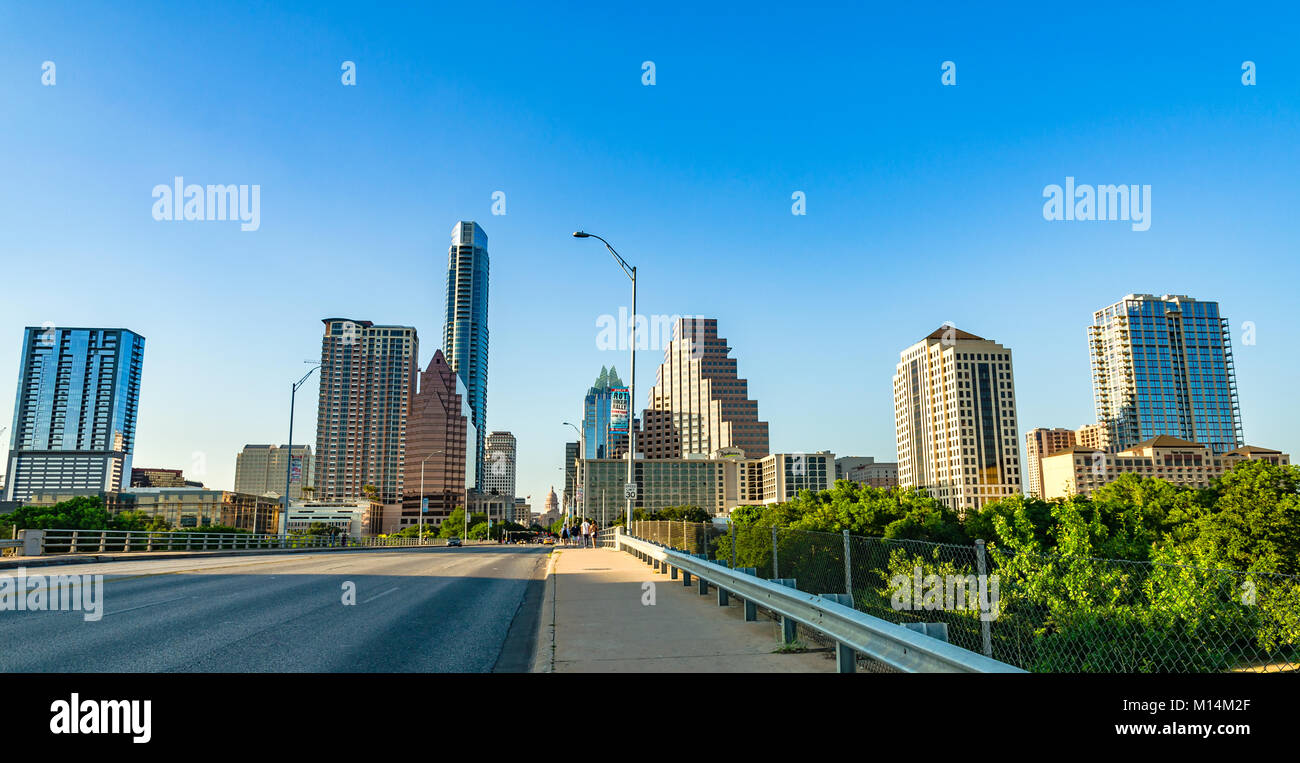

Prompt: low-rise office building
xmin=25 ymin=487 xmax=282 ymax=533
xmin=286 ymin=499 xmax=370 ymax=536
xmin=1039 ymin=436 xmax=1290 ymax=499
xmin=579 ymin=450 xmax=836 ymax=518
xmin=834 ymin=456 xmax=900 ymax=488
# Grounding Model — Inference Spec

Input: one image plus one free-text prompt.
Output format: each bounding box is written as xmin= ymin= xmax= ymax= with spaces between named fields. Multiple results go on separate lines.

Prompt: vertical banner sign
xmin=421 ymin=497 xmax=429 ymax=514
xmin=290 ymin=456 xmax=302 ymax=485
xmin=610 ymin=387 xmax=630 ymax=434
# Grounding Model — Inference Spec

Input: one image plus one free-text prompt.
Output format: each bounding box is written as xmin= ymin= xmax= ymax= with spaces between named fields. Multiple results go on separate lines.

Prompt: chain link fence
xmin=629 ymin=520 xmax=724 ymax=558
xmin=627 ymin=523 xmax=1300 ymax=673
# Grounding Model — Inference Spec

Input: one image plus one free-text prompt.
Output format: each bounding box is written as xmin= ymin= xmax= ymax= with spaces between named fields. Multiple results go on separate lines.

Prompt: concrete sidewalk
xmin=539 ymin=546 xmax=833 ymax=673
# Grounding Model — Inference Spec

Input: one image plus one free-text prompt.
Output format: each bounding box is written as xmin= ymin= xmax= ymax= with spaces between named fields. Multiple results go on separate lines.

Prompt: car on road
xmin=447 ymin=537 xmax=462 ymax=547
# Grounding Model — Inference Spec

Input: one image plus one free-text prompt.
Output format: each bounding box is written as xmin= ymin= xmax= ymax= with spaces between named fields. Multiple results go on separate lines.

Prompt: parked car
xmin=447 ymin=537 xmax=462 ymax=547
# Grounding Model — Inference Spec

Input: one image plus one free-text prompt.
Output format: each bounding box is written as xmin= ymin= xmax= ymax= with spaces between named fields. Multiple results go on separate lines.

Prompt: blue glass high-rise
xmin=1090 ymin=294 xmax=1243 ymax=453
xmin=442 ymin=221 xmax=490 ymax=490
xmin=4 ymin=327 xmax=145 ymax=502
xmin=582 ymin=366 xmax=625 ymax=458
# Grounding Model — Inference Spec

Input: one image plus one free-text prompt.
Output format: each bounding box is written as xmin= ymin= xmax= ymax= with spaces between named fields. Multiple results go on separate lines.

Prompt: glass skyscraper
xmin=4 ymin=326 xmax=145 ymax=503
xmin=443 ymin=221 xmax=489 ymax=490
xmin=1089 ymin=294 xmax=1243 ymax=454
xmin=582 ymin=366 xmax=625 ymax=459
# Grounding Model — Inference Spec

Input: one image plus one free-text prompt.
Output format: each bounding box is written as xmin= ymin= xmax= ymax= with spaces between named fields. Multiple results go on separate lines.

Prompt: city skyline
xmin=2 ymin=4 xmax=1298 ymax=510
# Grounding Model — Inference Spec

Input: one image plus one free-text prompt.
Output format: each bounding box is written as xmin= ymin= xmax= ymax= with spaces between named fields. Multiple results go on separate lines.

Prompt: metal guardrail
xmin=17 ymin=529 xmax=475 ymax=556
xmin=615 ymin=529 xmax=1024 ymax=674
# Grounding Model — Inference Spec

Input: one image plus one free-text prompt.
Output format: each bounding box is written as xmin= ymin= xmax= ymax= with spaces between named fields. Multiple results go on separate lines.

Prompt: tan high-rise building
xmin=639 ymin=318 xmax=768 ymax=459
xmin=233 ymin=445 xmax=313 ymax=499
xmin=1024 ymin=428 xmax=1077 ymax=498
xmin=1076 ymin=423 xmax=1110 ymax=451
xmin=893 ymin=326 xmax=1022 ymax=514
xmin=314 ymin=318 xmax=417 ymax=506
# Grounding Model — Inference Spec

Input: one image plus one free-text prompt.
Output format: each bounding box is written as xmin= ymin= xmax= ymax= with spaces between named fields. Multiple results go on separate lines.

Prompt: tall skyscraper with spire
xmin=442 ymin=221 xmax=490 ymax=490
xmin=582 ymin=365 xmax=626 ymax=459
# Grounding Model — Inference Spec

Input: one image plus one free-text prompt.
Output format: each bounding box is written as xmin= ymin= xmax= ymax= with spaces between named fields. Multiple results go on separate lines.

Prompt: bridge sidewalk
xmin=540 ymin=546 xmax=832 ymax=673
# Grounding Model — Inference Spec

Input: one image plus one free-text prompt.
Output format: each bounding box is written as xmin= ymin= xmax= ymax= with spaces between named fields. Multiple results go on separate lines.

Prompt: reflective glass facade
xmin=582 ymin=366 xmax=624 ymax=459
xmin=5 ymin=327 xmax=144 ymax=502
xmin=1089 ymin=295 xmax=1243 ymax=454
xmin=443 ymin=221 xmax=489 ymax=490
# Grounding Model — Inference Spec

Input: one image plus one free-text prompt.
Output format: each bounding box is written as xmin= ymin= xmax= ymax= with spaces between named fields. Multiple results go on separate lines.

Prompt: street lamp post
xmin=0 ymin=426 xmax=7 ymax=503
xmin=418 ymin=449 xmax=445 ymax=545
xmin=572 ymin=231 xmax=636 ymax=528
xmin=562 ymin=421 xmax=584 ymax=527
xmin=284 ymin=363 xmax=321 ymax=535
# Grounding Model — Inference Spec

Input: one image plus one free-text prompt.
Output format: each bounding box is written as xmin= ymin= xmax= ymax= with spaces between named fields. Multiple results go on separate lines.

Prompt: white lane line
xmin=360 ymin=586 xmax=399 ymax=604
xmin=105 ymin=595 xmax=189 ymax=616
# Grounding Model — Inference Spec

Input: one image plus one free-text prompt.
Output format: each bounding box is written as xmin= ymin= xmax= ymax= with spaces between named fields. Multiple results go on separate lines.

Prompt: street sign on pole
xmin=624 ymin=482 xmax=637 ymax=501
xmin=421 ymin=497 xmax=428 ymax=514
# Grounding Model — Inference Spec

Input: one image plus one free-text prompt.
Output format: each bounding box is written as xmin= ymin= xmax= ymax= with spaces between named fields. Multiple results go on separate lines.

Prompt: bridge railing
xmin=14 ymin=529 xmax=464 ymax=556
xmin=615 ymin=527 xmax=1023 ymax=673
xmin=627 ymin=522 xmax=1300 ymax=673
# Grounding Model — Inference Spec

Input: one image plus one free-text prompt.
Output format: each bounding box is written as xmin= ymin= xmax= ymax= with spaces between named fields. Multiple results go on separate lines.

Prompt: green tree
xmin=1183 ymin=459 xmax=1300 ymax=575
xmin=8 ymin=496 xmax=113 ymax=530
xmin=110 ymin=510 xmax=171 ymax=532
xmin=439 ymin=507 xmax=486 ymax=538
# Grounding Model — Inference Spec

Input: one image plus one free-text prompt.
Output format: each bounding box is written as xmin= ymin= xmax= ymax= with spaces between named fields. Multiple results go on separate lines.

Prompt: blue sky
xmin=1 ymin=2 xmax=1298 ymax=508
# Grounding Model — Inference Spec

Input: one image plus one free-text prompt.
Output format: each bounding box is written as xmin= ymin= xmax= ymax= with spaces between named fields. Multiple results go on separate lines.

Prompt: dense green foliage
xmin=708 ymin=460 xmax=1300 ymax=672
xmin=437 ymin=507 xmax=486 ymax=538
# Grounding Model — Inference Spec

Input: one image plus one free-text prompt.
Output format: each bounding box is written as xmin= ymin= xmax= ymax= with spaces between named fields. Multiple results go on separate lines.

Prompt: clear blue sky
xmin=2 ymin=2 xmax=1298 ymax=508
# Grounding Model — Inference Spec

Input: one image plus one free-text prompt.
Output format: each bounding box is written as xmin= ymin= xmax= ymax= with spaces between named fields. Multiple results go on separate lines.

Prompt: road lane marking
xmin=360 ymin=586 xmax=399 ymax=604
xmin=106 ymin=595 xmax=189 ymax=616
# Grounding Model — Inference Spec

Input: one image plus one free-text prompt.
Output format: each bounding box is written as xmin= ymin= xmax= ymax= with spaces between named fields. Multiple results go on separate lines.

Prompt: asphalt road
xmin=0 ymin=545 xmax=549 ymax=672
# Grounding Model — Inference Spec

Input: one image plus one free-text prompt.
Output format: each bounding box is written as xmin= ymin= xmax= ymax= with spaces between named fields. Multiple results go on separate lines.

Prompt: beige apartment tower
xmin=1024 ymin=428 xmax=1076 ymax=498
xmin=639 ymin=317 xmax=769 ymax=459
xmin=314 ymin=318 xmax=418 ymax=505
xmin=893 ymin=326 xmax=1022 ymax=514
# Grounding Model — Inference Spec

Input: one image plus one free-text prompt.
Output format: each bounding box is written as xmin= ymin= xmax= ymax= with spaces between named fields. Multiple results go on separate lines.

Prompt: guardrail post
xmin=975 ymin=539 xmax=993 ymax=659
xmin=70 ymin=530 xmax=79 ymax=554
xmin=737 ymin=567 xmax=758 ymax=621
xmin=123 ymin=532 xmax=132 ymax=552
xmin=771 ymin=527 xmax=779 ymax=578
xmin=670 ymin=565 xmax=678 ymax=580
xmin=682 ymin=567 xmax=692 ymax=586
xmin=694 ymin=553 xmax=709 ymax=594
xmin=820 ymin=593 xmax=857 ymax=672
xmin=98 ymin=531 xmax=107 ymax=553
xmin=20 ymin=529 xmax=45 ymax=556
xmin=770 ymin=578 xmax=798 ymax=641
xmin=717 ymin=585 xmax=729 ymax=606
xmin=835 ymin=642 xmax=856 ymax=672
